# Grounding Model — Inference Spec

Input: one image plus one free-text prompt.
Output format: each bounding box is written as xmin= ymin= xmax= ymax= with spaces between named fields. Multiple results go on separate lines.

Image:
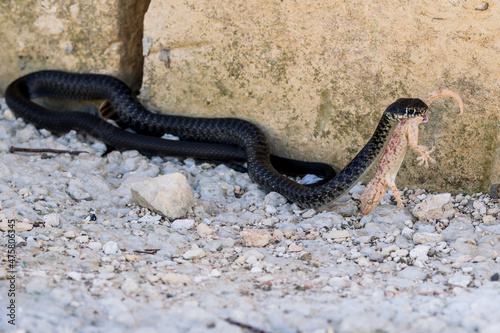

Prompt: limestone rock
xmin=130 ymin=173 xmax=194 ymax=220
xmin=161 ymin=273 xmax=192 ymax=285
xmin=43 ymin=213 xmax=61 ymax=227
xmin=412 ymin=194 xmax=456 ymax=220
xmin=325 ymin=230 xmax=351 ymax=240
xmin=183 ymin=248 xmax=206 ymax=260
xmin=197 ymin=223 xmax=216 ymax=237
xmin=0 ymin=0 xmax=149 ymax=92
xmin=241 ymin=229 xmax=271 ymax=247
xmin=0 ymin=219 xmax=33 ymax=232
xmin=412 ymin=232 xmax=445 ymax=244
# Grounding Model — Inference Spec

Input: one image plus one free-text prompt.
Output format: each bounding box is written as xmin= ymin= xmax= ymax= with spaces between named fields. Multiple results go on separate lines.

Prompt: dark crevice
xmin=117 ymin=0 xmax=151 ymax=94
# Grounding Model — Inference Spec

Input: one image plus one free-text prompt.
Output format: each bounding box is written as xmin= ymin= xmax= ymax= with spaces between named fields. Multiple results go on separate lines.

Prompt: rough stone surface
xmin=142 ymin=0 xmax=499 ymax=194
xmin=241 ymin=229 xmax=271 ymax=247
xmin=0 ymin=0 xmax=150 ymax=92
xmin=325 ymin=229 xmax=351 ymax=240
xmin=130 ymin=173 xmax=195 ymax=220
xmin=413 ymin=193 xmax=456 ymax=220
xmin=161 ymin=273 xmax=192 ymax=285
xmin=412 ymin=232 xmax=445 ymax=244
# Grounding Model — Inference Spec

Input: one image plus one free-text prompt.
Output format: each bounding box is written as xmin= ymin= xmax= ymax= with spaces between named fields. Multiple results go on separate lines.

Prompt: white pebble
xmin=121 ymin=278 xmax=139 ymax=293
xmin=67 ymin=272 xmax=82 ymax=281
xmin=161 ymin=273 xmax=192 ymax=285
xmin=412 ymin=232 xmax=445 ymax=244
xmin=75 ymin=235 xmax=90 ymax=243
xmin=448 ymin=274 xmax=472 ymax=288
xmin=43 ymin=213 xmax=61 ymax=227
xmin=130 ymin=173 xmax=194 ymax=220
xmin=401 ymin=227 xmax=415 ymax=239
xmin=88 ymin=241 xmax=102 ymax=251
xmin=171 ymin=218 xmax=195 ymax=230
xmin=183 ymin=248 xmax=206 ymax=260
xmin=325 ymin=229 xmax=351 ymax=240
xmin=102 ymin=241 xmax=119 ymax=255
xmin=197 ymin=223 xmax=215 ymax=237
xmin=410 ymin=245 xmax=431 ymax=259
xmin=210 ymin=269 xmax=222 ymax=277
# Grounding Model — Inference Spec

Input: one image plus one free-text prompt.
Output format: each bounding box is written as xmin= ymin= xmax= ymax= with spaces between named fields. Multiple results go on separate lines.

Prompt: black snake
xmin=5 ymin=70 xmax=428 ymax=207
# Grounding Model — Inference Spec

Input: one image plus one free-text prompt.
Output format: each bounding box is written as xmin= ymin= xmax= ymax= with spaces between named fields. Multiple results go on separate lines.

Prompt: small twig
xmin=133 ymin=249 xmax=160 ymax=254
xmin=224 ymin=318 xmax=269 ymax=333
xmin=10 ymin=146 xmax=88 ymax=156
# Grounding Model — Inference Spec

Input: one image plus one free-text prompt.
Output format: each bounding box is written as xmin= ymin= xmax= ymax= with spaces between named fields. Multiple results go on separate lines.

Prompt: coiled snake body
xmin=5 ymin=71 xmax=428 ymax=207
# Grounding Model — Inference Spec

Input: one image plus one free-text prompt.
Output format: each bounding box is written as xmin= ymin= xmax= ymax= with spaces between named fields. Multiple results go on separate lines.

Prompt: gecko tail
xmin=422 ymin=89 xmax=464 ymax=115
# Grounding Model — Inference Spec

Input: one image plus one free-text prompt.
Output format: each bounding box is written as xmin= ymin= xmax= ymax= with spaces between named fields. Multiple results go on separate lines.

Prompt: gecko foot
xmin=416 ymin=146 xmax=436 ymax=168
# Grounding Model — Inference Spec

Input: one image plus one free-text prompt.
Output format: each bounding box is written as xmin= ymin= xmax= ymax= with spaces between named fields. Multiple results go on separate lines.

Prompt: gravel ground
xmin=0 ymin=97 xmax=499 ymax=333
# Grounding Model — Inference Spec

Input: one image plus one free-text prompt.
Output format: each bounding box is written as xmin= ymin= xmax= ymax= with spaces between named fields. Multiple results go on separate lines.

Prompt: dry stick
xmin=133 ymin=249 xmax=161 ymax=255
xmin=224 ymin=318 xmax=269 ymax=333
xmin=10 ymin=146 xmax=89 ymax=155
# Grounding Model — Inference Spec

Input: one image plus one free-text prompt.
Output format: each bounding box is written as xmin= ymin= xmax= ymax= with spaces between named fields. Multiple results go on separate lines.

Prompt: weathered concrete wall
xmin=0 ymin=0 xmax=150 ymax=92
xmin=0 ymin=0 xmax=498 ymax=193
xmin=142 ymin=0 xmax=499 ymax=193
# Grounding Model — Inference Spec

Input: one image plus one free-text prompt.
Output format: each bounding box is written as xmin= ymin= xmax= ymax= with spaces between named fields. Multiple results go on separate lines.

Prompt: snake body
xmin=5 ymin=70 xmax=428 ymax=207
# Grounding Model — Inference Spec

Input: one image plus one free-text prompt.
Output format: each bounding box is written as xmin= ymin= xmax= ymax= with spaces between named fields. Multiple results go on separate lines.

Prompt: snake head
xmin=385 ymin=98 xmax=428 ymax=120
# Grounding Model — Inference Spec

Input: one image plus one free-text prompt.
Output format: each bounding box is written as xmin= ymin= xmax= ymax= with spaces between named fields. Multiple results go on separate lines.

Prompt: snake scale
xmin=5 ymin=70 xmax=428 ymax=208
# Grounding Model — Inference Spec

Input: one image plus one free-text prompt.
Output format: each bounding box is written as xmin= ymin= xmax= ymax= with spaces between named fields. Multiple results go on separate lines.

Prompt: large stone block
xmin=0 ymin=0 xmax=150 ymax=92
xmin=142 ymin=0 xmax=499 ymax=193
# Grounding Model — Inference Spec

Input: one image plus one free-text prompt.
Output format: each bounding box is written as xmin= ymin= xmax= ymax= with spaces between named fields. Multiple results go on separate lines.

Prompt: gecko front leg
xmin=416 ymin=146 xmax=436 ymax=168
xmin=407 ymin=115 xmax=436 ymax=169
xmin=387 ymin=179 xmax=404 ymax=208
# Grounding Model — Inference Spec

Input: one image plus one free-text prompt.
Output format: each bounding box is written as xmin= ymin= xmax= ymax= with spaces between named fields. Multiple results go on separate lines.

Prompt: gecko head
xmin=359 ymin=181 xmax=387 ymax=215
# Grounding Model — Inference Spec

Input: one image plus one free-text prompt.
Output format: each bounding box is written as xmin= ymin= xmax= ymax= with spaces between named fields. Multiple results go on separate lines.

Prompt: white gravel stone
xmin=121 ymin=278 xmax=139 ymax=293
xmin=67 ymin=272 xmax=82 ymax=281
xmin=410 ymin=245 xmax=431 ymax=259
xmin=67 ymin=178 xmax=91 ymax=200
xmin=161 ymin=273 xmax=192 ymax=285
xmin=1 ymin=102 xmax=499 ymax=333
xmin=130 ymin=173 xmax=194 ymax=220
xmin=43 ymin=213 xmax=61 ymax=227
xmin=382 ymin=245 xmax=400 ymax=256
xmin=325 ymin=229 xmax=351 ymax=240
xmin=483 ymin=215 xmax=495 ymax=223
xmin=88 ymin=241 xmax=102 ymax=251
xmin=0 ymin=220 xmax=33 ymax=232
xmin=412 ymin=193 xmax=456 ymax=220
xmin=196 ymin=223 xmax=215 ymax=237
xmin=171 ymin=218 xmax=195 ymax=230
xmin=394 ymin=249 xmax=409 ymax=257
xmin=102 ymin=241 xmax=119 ymax=255
xmin=448 ymin=274 xmax=472 ymax=287
xmin=183 ymin=248 xmax=206 ymax=260
xmin=412 ymin=232 xmax=445 ymax=244
xmin=209 ymin=269 xmax=222 ymax=277
xmin=456 ymin=255 xmax=472 ymax=263
xmin=241 ymin=229 xmax=271 ymax=247
xmin=473 ymin=200 xmax=487 ymax=214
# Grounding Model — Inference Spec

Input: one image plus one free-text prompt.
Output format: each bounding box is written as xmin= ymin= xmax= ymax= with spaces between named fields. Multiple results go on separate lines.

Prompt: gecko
xmin=359 ymin=90 xmax=464 ymax=215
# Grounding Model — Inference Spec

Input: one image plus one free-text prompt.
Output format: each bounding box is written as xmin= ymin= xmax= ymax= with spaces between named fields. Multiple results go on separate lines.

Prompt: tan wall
xmin=1 ymin=0 xmax=499 ymax=193
xmin=0 ymin=0 xmax=149 ymax=92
